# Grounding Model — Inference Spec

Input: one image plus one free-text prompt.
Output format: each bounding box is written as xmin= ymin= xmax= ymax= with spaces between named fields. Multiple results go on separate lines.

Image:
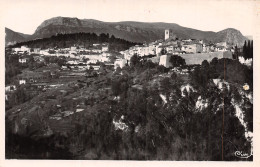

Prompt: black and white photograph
xmin=2 ymin=0 xmax=258 ymax=164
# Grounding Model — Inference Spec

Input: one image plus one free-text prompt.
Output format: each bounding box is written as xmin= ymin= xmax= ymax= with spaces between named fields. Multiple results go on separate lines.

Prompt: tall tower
xmin=165 ymin=29 xmax=170 ymax=40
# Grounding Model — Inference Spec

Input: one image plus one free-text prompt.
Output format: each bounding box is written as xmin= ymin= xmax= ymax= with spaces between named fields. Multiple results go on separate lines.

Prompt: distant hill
xmin=5 ymin=16 xmax=249 ymax=46
xmin=215 ymin=28 xmax=249 ymax=46
xmin=5 ymin=28 xmax=30 ymax=46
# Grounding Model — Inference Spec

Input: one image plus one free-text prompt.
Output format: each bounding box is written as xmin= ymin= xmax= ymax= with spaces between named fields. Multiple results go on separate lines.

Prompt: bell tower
xmin=165 ymin=29 xmax=170 ymax=40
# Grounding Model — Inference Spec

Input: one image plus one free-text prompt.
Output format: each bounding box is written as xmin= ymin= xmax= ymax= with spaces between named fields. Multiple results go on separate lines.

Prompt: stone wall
xmin=179 ymin=51 xmax=233 ymax=65
xmin=159 ymin=51 xmax=233 ymax=67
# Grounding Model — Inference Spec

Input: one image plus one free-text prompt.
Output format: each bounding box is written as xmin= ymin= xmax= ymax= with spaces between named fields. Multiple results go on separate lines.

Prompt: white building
xmin=114 ymin=59 xmax=127 ymax=69
xmin=80 ymin=54 xmax=100 ymax=60
xmin=33 ymin=48 xmax=41 ymax=54
xmin=5 ymin=85 xmax=16 ymax=92
xmin=203 ymin=44 xmax=211 ymax=53
xmin=199 ymin=40 xmax=204 ymax=44
xmin=69 ymin=50 xmax=77 ymax=55
xmin=87 ymin=65 xmax=100 ymax=71
xmin=216 ymin=42 xmax=227 ymax=48
xmin=156 ymin=46 xmax=163 ymax=55
xmin=181 ymin=43 xmax=203 ymax=53
xmin=102 ymin=45 xmax=109 ymax=52
xmin=71 ymin=46 xmax=77 ymax=51
xmin=93 ymin=44 xmax=100 ymax=47
xmin=19 ymin=79 xmax=26 ymax=85
xmin=148 ymin=45 xmax=156 ymax=55
xmin=69 ymin=54 xmax=77 ymax=58
xmin=40 ymin=50 xmax=50 ymax=56
xmin=165 ymin=45 xmax=175 ymax=53
xmin=238 ymin=56 xmax=252 ymax=66
xmin=215 ymin=46 xmax=227 ymax=52
xmin=21 ymin=46 xmax=30 ymax=53
xmin=13 ymin=48 xmax=21 ymax=52
xmin=182 ymin=39 xmax=192 ymax=42
xmin=159 ymin=55 xmax=172 ymax=68
xmin=91 ymin=49 xmax=102 ymax=53
xmin=19 ymin=58 xmax=28 ymax=63
xmin=124 ymin=51 xmax=133 ymax=61
xmin=100 ymin=52 xmax=111 ymax=62
xmin=87 ymin=59 xmax=99 ymax=64
xmin=67 ymin=60 xmax=79 ymax=65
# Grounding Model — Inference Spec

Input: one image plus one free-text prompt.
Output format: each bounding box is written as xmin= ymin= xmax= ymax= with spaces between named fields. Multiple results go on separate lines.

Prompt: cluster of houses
xmin=7 ymin=43 xmax=117 ymax=94
xmin=120 ymin=29 xmax=233 ymax=60
xmin=6 ymin=29 xmax=249 ymax=105
xmin=115 ymin=29 xmax=236 ymax=69
xmin=9 ymin=29 xmax=238 ymax=86
xmin=11 ymin=29 xmax=238 ymax=73
xmin=11 ymin=43 xmax=117 ymax=72
xmin=120 ymin=40 xmax=230 ymax=61
xmin=13 ymin=43 xmax=112 ymax=64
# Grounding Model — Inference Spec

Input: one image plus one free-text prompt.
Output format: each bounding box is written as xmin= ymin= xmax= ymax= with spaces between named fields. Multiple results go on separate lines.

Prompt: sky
xmin=0 ymin=0 xmax=256 ymax=36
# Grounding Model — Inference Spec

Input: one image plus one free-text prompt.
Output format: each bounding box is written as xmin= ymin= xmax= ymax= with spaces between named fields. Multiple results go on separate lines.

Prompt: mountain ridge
xmin=5 ymin=28 xmax=31 ymax=46
xmin=5 ymin=16 xmax=249 ymax=46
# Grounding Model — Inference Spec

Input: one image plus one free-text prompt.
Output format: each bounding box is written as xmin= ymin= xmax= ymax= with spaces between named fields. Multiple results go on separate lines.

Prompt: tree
xmin=243 ymin=40 xmax=253 ymax=59
xmin=111 ymin=80 xmax=121 ymax=96
xmin=82 ymin=58 xmax=89 ymax=63
xmin=57 ymin=58 xmax=66 ymax=67
xmin=210 ymin=57 xmax=219 ymax=66
xmin=115 ymin=67 xmax=122 ymax=74
xmin=160 ymin=77 xmax=171 ymax=92
xmin=89 ymin=66 xmax=94 ymax=71
xmin=28 ymin=57 xmax=36 ymax=70
xmin=171 ymin=72 xmax=177 ymax=80
xmin=44 ymin=57 xmax=50 ymax=64
xmin=201 ymin=60 xmax=209 ymax=69
xmin=249 ymin=40 xmax=253 ymax=59
xmin=130 ymin=54 xmax=140 ymax=67
xmin=160 ymin=48 xmax=167 ymax=55
xmin=169 ymin=55 xmax=186 ymax=67
xmin=156 ymin=65 xmax=168 ymax=73
xmin=234 ymin=45 xmax=239 ymax=59
xmin=243 ymin=40 xmax=247 ymax=59
xmin=143 ymin=60 xmax=156 ymax=69
xmin=109 ymin=55 xmax=117 ymax=63
xmin=27 ymin=55 xmax=33 ymax=62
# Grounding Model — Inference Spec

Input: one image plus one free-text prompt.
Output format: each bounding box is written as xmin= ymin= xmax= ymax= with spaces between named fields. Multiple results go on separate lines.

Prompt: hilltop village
xmin=5 ymin=29 xmax=253 ymax=160
xmin=11 ymin=30 xmax=237 ymax=69
xmin=6 ymin=29 xmax=252 ymax=95
xmin=7 ymin=29 xmax=243 ymax=87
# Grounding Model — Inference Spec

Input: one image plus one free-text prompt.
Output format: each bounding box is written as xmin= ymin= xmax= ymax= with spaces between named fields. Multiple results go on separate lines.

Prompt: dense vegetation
xmin=99 ymin=56 xmax=252 ymax=160
xmin=5 ymin=51 xmax=46 ymax=85
xmin=11 ymin=32 xmax=140 ymax=51
xmin=5 ymin=52 xmax=253 ymax=160
xmin=191 ymin=58 xmax=253 ymax=90
xmin=243 ymin=40 xmax=253 ymax=59
xmin=5 ymin=53 xmax=21 ymax=85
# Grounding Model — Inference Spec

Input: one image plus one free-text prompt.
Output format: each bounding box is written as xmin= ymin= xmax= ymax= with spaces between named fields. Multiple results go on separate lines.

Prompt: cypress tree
xmin=234 ymin=45 xmax=239 ymax=59
xmin=247 ymin=40 xmax=251 ymax=59
xmin=250 ymin=40 xmax=253 ymax=59
xmin=243 ymin=41 xmax=247 ymax=59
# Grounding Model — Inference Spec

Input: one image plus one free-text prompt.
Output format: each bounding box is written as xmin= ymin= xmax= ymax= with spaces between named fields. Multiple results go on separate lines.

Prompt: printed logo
xmin=234 ymin=151 xmax=252 ymax=158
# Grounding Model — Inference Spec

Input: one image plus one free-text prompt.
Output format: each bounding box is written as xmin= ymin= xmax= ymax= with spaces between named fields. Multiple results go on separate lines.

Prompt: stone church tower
xmin=165 ymin=29 xmax=177 ymax=40
xmin=165 ymin=29 xmax=170 ymax=40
